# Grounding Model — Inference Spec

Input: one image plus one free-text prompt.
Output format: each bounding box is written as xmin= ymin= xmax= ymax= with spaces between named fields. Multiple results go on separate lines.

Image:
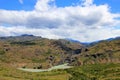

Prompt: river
xmin=18 ymin=64 xmax=72 ymax=72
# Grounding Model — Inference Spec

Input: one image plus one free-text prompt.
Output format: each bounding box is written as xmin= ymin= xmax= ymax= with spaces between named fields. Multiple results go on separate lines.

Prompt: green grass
xmin=0 ymin=63 xmax=120 ymax=80
xmin=66 ymin=63 xmax=120 ymax=80
xmin=0 ymin=49 xmax=5 ymax=55
xmin=0 ymin=63 xmax=69 ymax=80
xmin=0 ymin=37 xmax=120 ymax=80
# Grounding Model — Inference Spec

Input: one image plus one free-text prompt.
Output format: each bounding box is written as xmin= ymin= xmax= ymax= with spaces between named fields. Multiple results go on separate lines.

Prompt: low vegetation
xmin=67 ymin=63 xmax=120 ymax=80
xmin=0 ymin=35 xmax=120 ymax=80
xmin=0 ymin=63 xmax=119 ymax=80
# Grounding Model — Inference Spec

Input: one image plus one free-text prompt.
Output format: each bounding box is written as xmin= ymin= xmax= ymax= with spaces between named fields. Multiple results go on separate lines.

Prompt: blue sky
xmin=0 ymin=0 xmax=36 ymax=10
xmin=0 ymin=0 xmax=119 ymax=13
xmin=0 ymin=0 xmax=120 ymax=42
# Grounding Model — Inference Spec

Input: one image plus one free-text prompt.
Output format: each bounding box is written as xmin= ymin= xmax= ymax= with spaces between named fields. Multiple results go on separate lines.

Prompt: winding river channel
xmin=18 ymin=64 xmax=72 ymax=72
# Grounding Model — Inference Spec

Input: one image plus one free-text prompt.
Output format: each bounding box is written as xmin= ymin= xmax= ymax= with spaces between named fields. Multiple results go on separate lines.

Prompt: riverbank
xmin=18 ymin=64 xmax=72 ymax=72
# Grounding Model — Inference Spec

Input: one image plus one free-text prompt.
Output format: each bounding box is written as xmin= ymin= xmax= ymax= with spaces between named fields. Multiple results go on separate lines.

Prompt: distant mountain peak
xmin=21 ymin=34 xmax=34 ymax=37
xmin=65 ymin=38 xmax=80 ymax=43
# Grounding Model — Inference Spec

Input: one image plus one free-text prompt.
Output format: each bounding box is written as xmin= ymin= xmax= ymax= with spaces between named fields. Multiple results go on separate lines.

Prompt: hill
xmin=0 ymin=35 xmax=120 ymax=80
xmin=0 ymin=35 xmax=86 ymax=69
xmin=0 ymin=35 xmax=120 ymax=67
xmin=81 ymin=38 xmax=120 ymax=65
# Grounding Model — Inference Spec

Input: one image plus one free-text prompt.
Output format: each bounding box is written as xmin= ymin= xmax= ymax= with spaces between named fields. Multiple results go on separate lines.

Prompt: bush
xmin=0 ymin=49 xmax=5 ymax=55
xmin=10 ymin=41 xmax=36 ymax=46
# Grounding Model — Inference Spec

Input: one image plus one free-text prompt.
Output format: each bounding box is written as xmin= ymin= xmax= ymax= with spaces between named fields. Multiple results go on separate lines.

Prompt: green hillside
xmin=0 ymin=36 xmax=84 ymax=68
xmin=0 ymin=35 xmax=120 ymax=80
xmin=80 ymin=39 xmax=120 ymax=65
xmin=0 ymin=63 xmax=119 ymax=80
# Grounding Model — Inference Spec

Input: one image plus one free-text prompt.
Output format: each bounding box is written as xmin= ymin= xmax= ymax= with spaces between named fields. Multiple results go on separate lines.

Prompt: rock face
xmin=0 ymin=35 xmax=120 ymax=68
xmin=73 ymin=48 xmax=89 ymax=54
xmin=52 ymin=40 xmax=72 ymax=51
xmin=85 ymin=53 xmax=104 ymax=58
xmin=74 ymin=49 xmax=82 ymax=54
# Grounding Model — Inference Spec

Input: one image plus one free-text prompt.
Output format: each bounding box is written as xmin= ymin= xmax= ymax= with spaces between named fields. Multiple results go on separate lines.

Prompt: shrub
xmin=0 ymin=49 xmax=5 ymax=55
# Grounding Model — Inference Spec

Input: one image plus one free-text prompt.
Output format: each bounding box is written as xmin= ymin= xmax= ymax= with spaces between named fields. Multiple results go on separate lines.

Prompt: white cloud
xmin=82 ymin=0 xmax=93 ymax=6
xmin=19 ymin=0 xmax=23 ymax=4
xmin=0 ymin=0 xmax=120 ymax=42
xmin=35 ymin=0 xmax=56 ymax=11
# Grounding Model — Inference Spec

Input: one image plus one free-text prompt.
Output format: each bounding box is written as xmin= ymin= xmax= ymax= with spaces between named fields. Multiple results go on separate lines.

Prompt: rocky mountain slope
xmin=0 ymin=35 xmax=85 ymax=68
xmin=0 ymin=35 xmax=120 ymax=69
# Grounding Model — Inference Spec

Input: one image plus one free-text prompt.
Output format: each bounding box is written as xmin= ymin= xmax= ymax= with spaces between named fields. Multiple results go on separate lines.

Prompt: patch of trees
xmin=47 ymin=55 xmax=55 ymax=66
xmin=33 ymin=64 xmax=42 ymax=69
xmin=10 ymin=41 xmax=36 ymax=46
xmin=85 ymin=53 xmax=104 ymax=58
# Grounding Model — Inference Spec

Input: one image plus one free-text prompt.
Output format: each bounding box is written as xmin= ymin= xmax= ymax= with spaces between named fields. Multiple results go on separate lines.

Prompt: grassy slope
xmin=80 ymin=40 xmax=120 ymax=65
xmin=0 ymin=63 xmax=120 ymax=80
xmin=0 ymin=36 xmax=120 ymax=80
xmin=88 ymin=40 xmax=120 ymax=57
xmin=0 ymin=63 xmax=69 ymax=80
xmin=67 ymin=63 xmax=120 ymax=80
xmin=0 ymin=38 xmax=83 ymax=68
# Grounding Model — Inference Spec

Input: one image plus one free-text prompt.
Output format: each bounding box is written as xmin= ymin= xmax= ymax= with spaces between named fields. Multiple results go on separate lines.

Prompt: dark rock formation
xmin=85 ymin=53 xmax=104 ymax=58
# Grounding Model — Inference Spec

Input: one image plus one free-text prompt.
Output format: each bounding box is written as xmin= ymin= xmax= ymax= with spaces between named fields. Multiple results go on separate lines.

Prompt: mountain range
xmin=0 ymin=34 xmax=120 ymax=68
xmin=0 ymin=34 xmax=120 ymax=80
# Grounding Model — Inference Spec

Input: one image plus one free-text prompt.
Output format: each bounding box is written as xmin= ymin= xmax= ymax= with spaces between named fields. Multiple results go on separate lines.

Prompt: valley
xmin=0 ymin=35 xmax=120 ymax=80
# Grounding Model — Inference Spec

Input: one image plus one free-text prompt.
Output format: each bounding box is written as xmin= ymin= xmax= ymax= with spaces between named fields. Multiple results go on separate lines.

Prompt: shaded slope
xmin=0 ymin=35 xmax=84 ymax=68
